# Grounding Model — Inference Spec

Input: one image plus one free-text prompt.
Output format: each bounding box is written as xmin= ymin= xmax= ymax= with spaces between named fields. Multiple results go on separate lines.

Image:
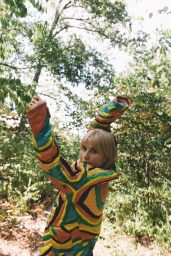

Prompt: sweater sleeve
xmin=32 ymin=115 xmax=75 ymax=190
xmin=26 ymin=99 xmax=77 ymax=190
xmin=87 ymin=95 xmax=132 ymax=132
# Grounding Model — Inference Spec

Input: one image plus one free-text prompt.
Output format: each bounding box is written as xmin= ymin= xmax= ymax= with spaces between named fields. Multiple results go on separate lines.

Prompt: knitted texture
xmin=87 ymin=96 xmax=132 ymax=132
xmin=26 ymin=95 xmax=132 ymax=255
xmin=26 ymin=98 xmax=50 ymax=135
xmin=28 ymin=113 xmax=119 ymax=256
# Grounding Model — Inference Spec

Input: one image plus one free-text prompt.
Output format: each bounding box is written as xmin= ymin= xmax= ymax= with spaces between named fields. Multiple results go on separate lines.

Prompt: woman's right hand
xmin=26 ymin=95 xmax=49 ymax=135
xmin=27 ymin=95 xmax=45 ymax=112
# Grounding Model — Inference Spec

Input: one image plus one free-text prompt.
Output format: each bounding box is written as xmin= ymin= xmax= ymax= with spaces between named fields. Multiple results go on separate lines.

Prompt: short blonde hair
xmin=79 ymin=129 xmax=117 ymax=169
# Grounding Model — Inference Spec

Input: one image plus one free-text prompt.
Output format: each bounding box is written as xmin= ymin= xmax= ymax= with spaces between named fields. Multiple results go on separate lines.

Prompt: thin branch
xmin=62 ymin=24 xmax=100 ymax=34
xmin=53 ymin=25 xmax=69 ymax=37
xmin=68 ymin=24 xmax=118 ymax=43
xmin=61 ymin=17 xmax=89 ymax=22
xmin=62 ymin=0 xmax=72 ymax=10
xmin=0 ymin=114 xmax=19 ymax=121
xmin=50 ymin=9 xmax=60 ymax=34
xmin=50 ymin=0 xmax=72 ymax=34
xmin=72 ymin=5 xmax=85 ymax=9
xmin=0 ymin=62 xmax=18 ymax=70
xmin=37 ymin=92 xmax=58 ymax=101
xmin=0 ymin=62 xmax=46 ymax=70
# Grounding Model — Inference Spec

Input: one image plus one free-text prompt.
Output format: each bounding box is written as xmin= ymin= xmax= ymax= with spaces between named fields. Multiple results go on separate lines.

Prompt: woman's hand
xmin=26 ymin=95 xmax=50 ymax=135
xmin=27 ymin=95 xmax=45 ymax=112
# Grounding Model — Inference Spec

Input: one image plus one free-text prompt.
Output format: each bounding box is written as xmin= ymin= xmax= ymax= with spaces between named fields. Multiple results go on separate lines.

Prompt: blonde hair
xmin=79 ymin=129 xmax=117 ymax=169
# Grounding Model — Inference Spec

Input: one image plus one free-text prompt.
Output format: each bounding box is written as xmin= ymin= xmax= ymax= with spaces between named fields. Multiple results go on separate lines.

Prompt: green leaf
xmin=1 ymin=17 xmax=9 ymax=29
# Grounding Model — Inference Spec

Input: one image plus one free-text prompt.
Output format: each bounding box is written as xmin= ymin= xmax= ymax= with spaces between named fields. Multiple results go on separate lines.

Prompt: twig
xmin=0 ymin=62 xmax=46 ymax=70
xmin=37 ymin=92 xmax=58 ymax=101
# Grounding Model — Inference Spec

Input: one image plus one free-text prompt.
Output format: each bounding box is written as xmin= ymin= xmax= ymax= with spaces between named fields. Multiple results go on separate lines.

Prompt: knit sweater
xmin=32 ymin=115 xmax=119 ymax=256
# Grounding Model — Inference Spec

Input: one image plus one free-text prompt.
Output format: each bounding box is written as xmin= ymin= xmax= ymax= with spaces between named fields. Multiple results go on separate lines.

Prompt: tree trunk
xmin=33 ymin=66 xmax=42 ymax=84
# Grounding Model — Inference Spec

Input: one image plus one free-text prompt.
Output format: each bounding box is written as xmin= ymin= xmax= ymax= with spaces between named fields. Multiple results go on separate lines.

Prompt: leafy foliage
xmin=81 ymin=0 xmax=128 ymax=23
xmin=0 ymin=0 xmax=130 ymax=124
xmin=3 ymin=0 xmax=45 ymax=17
xmin=0 ymin=118 xmax=80 ymax=210
xmin=103 ymin=31 xmax=171 ymax=248
xmin=104 ymin=92 xmax=171 ymax=248
xmin=4 ymin=0 xmax=27 ymax=17
xmin=0 ymin=0 xmax=130 ymax=211
xmin=0 ymin=0 xmax=171 ymax=250
xmin=0 ymin=78 xmax=36 ymax=115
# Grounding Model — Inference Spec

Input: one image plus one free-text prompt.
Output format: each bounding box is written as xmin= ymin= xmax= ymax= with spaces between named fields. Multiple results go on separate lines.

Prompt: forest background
xmin=0 ymin=0 xmax=171 ymax=255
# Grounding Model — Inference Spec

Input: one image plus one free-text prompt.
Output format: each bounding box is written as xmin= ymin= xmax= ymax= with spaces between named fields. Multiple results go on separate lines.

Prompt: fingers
xmin=26 ymin=95 xmax=44 ymax=111
xmin=33 ymin=95 xmax=41 ymax=101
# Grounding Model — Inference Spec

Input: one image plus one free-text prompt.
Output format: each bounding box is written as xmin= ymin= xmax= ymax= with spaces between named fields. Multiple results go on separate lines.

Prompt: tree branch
xmin=0 ymin=62 xmax=45 ymax=70
xmin=33 ymin=66 xmax=42 ymax=83
xmin=63 ymin=0 xmax=72 ymax=10
xmin=50 ymin=0 xmax=72 ymax=35
xmin=0 ymin=114 xmax=19 ymax=121
xmin=68 ymin=21 xmax=120 ymax=42
xmin=61 ymin=17 xmax=89 ymax=22
xmin=62 ymin=24 xmax=101 ymax=34
xmin=53 ymin=25 xmax=69 ymax=37
xmin=37 ymin=92 xmax=58 ymax=101
xmin=0 ymin=62 xmax=18 ymax=70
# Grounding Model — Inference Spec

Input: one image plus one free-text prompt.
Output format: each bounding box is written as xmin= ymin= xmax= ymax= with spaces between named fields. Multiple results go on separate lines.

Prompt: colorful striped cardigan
xmin=32 ymin=118 xmax=119 ymax=255
xmin=27 ymin=96 xmax=131 ymax=255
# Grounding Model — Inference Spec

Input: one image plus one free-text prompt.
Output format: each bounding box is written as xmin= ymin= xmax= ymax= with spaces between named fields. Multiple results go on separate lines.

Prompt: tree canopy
xmin=0 ymin=0 xmax=171 ymax=249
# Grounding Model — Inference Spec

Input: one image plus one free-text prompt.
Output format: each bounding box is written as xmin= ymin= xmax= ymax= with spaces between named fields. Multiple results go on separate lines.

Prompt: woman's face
xmin=80 ymin=140 xmax=105 ymax=169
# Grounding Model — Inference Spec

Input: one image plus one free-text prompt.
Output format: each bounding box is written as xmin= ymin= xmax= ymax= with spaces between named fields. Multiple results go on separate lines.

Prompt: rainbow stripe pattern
xmin=87 ymin=96 xmax=132 ymax=132
xmin=32 ymin=116 xmax=119 ymax=255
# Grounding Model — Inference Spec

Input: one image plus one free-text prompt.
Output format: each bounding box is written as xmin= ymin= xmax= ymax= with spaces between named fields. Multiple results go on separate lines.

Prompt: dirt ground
xmin=0 ymin=201 xmax=170 ymax=256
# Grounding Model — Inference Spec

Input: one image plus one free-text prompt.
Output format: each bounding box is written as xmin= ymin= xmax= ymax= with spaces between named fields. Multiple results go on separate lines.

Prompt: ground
xmin=0 ymin=201 xmax=170 ymax=256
